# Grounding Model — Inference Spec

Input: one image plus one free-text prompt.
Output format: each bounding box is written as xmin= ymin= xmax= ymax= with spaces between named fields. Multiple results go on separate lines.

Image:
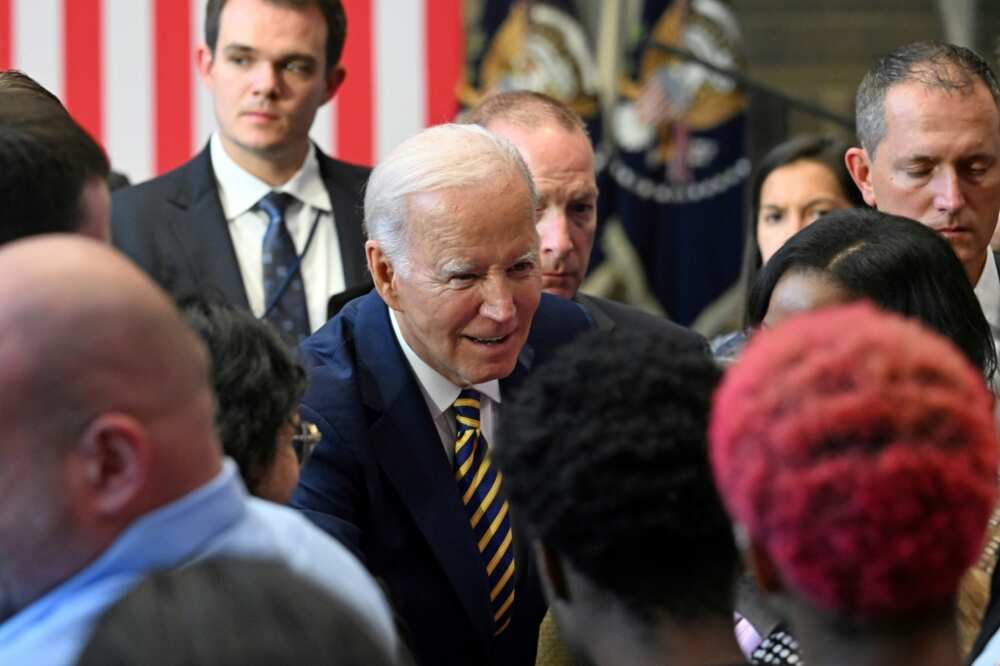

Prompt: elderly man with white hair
xmin=291 ymin=123 xmax=591 ymax=666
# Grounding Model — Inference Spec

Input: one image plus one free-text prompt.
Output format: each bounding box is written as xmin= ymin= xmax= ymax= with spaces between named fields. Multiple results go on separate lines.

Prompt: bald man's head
xmin=0 ymin=236 xmax=222 ymax=620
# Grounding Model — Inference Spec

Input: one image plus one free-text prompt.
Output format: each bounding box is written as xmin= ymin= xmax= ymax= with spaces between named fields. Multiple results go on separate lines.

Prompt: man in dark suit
xmin=466 ymin=90 xmax=705 ymax=347
xmin=111 ymin=0 xmax=367 ymax=345
xmin=292 ymin=123 xmax=592 ymax=665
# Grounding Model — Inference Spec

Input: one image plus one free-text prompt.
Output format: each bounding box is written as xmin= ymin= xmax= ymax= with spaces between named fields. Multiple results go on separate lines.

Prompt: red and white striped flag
xmin=0 ymin=0 xmax=463 ymax=182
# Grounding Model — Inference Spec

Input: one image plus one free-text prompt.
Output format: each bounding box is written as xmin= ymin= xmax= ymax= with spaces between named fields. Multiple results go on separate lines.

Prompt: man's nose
xmin=934 ymin=168 xmax=966 ymax=213
xmin=479 ymin=277 xmax=516 ymax=322
xmin=539 ymin=209 xmax=572 ymax=260
xmin=251 ymin=62 xmax=280 ymax=96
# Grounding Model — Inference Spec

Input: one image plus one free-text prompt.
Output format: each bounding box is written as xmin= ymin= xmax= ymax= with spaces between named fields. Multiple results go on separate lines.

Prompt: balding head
xmin=468 ymin=92 xmax=598 ymax=298
xmin=0 ymin=236 xmax=221 ymax=620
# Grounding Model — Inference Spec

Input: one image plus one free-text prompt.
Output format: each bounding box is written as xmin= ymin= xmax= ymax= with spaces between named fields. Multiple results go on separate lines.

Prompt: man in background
xmin=112 ymin=0 xmax=369 ymax=346
xmin=845 ymin=41 xmax=1000 ymax=351
xmin=466 ymin=90 xmax=705 ymax=351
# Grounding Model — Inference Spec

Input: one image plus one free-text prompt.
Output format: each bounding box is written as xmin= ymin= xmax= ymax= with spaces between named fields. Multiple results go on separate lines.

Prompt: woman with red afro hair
xmin=710 ymin=303 xmax=998 ymax=666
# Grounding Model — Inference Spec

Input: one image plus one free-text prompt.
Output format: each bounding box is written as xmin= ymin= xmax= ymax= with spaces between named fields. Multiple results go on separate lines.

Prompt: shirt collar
xmin=388 ymin=309 xmax=501 ymax=416
xmin=974 ymin=248 xmax=1000 ymax=332
xmin=0 ymin=461 xmax=246 ymax=634
xmin=210 ymin=133 xmax=331 ymax=221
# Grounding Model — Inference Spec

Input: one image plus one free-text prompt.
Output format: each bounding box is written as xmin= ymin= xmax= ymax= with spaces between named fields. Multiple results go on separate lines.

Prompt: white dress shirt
xmin=974 ymin=248 xmax=1000 ymax=357
xmin=389 ymin=309 xmax=501 ymax=464
xmin=210 ymin=134 xmax=346 ymax=332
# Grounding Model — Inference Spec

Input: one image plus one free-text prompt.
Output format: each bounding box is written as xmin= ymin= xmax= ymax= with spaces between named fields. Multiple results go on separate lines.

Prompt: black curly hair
xmin=495 ymin=329 xmax=737 ymax=622
xmin=181 ymin=299 xmax=307 ymax=495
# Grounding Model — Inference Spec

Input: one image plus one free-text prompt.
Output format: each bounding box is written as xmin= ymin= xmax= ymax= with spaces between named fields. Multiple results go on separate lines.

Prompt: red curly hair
xmin=710 ymin=302 xmax=998 ymax=618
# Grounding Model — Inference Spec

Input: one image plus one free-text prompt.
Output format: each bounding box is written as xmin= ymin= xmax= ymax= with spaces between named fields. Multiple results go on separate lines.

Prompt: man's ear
xmin=366 ymin=241 xmax=401 ymax=309
xmin=844 ymin=146 xmax=878 ymax=208
xmin=735 ymin=524 xmax=784 ymax=595
xmin=195 ymin=43 xmax=215 ymax=89
xmin=532 ymin=540 xmax=570 ymax=602
xmin=76 ymin=413 xmax=151 ymax=517
xmin=323 ymin=65 xmax=346 ymax=104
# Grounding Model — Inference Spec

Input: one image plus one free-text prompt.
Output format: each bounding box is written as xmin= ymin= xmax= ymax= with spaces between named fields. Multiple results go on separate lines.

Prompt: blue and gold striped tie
xmin=453 ymin=389 xmax=515 ymax=636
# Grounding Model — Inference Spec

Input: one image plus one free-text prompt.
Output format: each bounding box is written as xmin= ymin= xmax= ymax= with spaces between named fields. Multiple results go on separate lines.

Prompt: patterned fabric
xmin=453 ymin=388 xmax=516 ymax=635
xmin=750 ymin=627 xmax=802 ymax=665
xmin=259 ymin=191 xmax=310 ymax=346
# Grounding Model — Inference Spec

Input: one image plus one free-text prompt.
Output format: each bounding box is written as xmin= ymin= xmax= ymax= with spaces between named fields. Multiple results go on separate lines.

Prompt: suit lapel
xmin=166 ymin=146 xmax=249 ymax=308
xmin=355 ymin=294 xmax=495 ymax=645
xmin=317 ymin=150 xmax=368 ymax=287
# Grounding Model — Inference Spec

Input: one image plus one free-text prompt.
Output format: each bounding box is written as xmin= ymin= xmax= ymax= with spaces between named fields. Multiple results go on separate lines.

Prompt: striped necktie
xmin=453 ymin=389 xmax=515 ymax=636
xmin=258 ymin=191 xmax=310 ymax=347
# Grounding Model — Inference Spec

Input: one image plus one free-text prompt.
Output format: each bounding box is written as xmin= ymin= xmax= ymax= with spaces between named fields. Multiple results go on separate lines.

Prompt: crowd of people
xmin=3 ymin=1 xmax=1000 ymax=665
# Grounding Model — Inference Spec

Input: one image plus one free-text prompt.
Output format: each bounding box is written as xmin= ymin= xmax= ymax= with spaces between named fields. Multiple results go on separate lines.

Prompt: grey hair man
xmin=466 ymin=90 xmax=707 ymax=349
xmin=292 ymin=123 xmax=592 ymax=665
xmin=0 ymin=236 xmax=397 ymax=665
xmin=845 ymin=42 xmax=1000 ymax=288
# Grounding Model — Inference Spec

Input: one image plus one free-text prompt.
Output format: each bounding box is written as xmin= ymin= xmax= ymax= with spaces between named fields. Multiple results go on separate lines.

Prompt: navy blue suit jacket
xmin=110 ymin=145 xmax=370 ymax=308
xmin=292 ymin=290 xmax=591 ymax=666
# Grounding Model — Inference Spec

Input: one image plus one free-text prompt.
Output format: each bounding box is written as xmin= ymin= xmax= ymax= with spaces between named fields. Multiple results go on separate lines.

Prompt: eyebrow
xmin=439 ymin=250 xmax=539 ymax=276
xmin=514 ymin=249 xmax=540 ymax=265
xmin=803 ymin=197 xmax=842 ymax=207
xmin=440 ymin=259 xmax=476 ymax=276
xmin=221 ymin=44 xmax=318 ymax=64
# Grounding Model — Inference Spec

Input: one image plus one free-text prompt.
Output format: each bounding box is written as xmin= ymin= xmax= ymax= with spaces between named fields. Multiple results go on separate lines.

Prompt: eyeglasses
xmin=291 ymin=419 xmax=321 ymax=467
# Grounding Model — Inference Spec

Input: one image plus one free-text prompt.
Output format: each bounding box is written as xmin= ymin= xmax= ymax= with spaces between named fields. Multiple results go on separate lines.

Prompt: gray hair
xmin=855 ymin=41 xmax=1000 ymax=158
xmin=364 ymin=123 xmax=537 ymax=273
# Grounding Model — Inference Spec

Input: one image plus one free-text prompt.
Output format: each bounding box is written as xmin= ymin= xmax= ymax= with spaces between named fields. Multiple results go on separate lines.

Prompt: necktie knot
xmin=257 ymin=191 xmax=295 ymax=225
xmin=453 ymin=389 xmax=482 ymax=428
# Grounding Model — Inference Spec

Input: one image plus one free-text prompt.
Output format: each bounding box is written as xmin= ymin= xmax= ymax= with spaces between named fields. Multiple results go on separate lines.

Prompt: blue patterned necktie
xmin=453 ymin=389 xmax=516 ymax=636
xmin=258 ymin=191 xmax=310 ymax=347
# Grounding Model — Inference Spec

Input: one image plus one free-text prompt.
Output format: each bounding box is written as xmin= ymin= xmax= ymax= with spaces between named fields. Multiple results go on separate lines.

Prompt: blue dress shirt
xmin=0 ymin=460 xmax=397 ymax=665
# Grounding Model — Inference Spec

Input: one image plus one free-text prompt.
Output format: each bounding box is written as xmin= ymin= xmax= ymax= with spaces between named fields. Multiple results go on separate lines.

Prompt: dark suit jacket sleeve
xmin=292 ymin=326 xmax=371 ymax=562
xmin=111 ymin=182 xmax=166 ymax=285
xmin=575 ymin=292 xmax=708 ymax=353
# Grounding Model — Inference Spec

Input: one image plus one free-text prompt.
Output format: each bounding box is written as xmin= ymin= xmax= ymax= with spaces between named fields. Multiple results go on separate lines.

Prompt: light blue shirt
xmin=0 ymin=460 xmax=397 ymax=666
xmin=974 ymin=630 xmax=1000 ymax=666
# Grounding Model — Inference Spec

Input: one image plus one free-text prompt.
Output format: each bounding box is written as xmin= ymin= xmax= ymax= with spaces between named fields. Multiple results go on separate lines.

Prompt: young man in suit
xmin=292 ymin=123 xmax=592 ymax=665
xmin=466 ymin=90 xmax=705 ymax=349
xmin=112 ymin=0 xmax=368 ymax=346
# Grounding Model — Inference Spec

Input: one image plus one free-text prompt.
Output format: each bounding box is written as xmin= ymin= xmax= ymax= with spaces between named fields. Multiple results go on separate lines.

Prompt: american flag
xmin=0 ymin=0 xmax=463 ymax=182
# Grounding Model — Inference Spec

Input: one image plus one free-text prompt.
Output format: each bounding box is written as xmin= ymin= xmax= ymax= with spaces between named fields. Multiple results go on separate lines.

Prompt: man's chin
xmin=541 ymin=277 xmax=579 ymax=300
xmin=453 ymin=344 xmax=523 ymax=385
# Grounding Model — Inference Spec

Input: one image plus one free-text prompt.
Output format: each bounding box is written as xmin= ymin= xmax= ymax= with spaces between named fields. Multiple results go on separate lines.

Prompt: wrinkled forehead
xmin=405 ymin=178 xmax=538 ymax=264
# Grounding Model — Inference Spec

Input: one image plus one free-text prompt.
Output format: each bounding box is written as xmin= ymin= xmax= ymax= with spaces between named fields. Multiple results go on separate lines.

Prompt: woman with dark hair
xmin=745 ymin=208 xmax=997 ymax=381
xmin=700 ymin=134 xmax=863 ymax=342
xmin=182 ymin=300 xmax=315 ymax=503
xmin=742 ymin=134 xmax=863 ymax=281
